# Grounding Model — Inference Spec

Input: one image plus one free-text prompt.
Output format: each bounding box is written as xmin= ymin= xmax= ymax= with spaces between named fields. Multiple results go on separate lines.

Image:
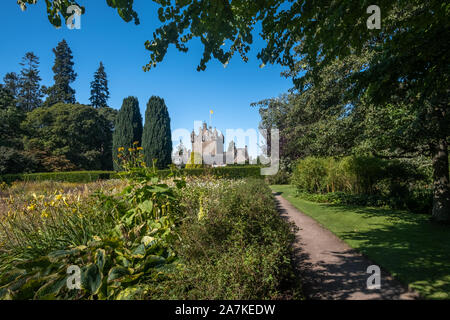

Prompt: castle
xmin=172 ymin=122 xmax=249 ymax=167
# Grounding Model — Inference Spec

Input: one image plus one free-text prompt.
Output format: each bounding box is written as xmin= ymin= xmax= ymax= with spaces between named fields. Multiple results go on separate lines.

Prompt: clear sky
xmin=0 ymin=1 xmax=292 ymax=156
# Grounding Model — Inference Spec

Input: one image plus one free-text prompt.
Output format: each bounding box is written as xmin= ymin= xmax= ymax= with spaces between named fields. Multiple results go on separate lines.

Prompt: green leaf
xmin=138 ymin=199 xmax=153 ymax=213
xmin=115 ymin=286 xmax=142 ymax=300
xmin=15 ymin=257 xmax=51 ymax=271
xmin=34 ymin=276 xmax=67 ymax=300
xmin=0 ymin=288 xmax=13 ymax=300
xmin=47 ymin=248 xmax=80 ymax=261
xmin=107 ymin=266 xmax=131 ymax=283
xmin=81 ymin=264 xmax=102 ymax=295
xmin=131 ymin=244 xmax=146 ymax=258
xmin=144 ymin=255 xmax=166 ymax=270
xmin=96 ymin=249 xmax=106 ymax=272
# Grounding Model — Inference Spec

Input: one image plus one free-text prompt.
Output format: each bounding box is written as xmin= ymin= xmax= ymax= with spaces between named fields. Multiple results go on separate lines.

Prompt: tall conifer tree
xmin=18 ymin=52 xmax=43 ymax=112
xmin=89 ymin=62 xmax=109 ymax=108
xmin=112 ymin=96 xmax=143 ymax=170
xmin=44 ymin=39 xmax=77 ymax=106
xmin=142 ymin=96 xmax=172 ymax=169
xmin=3 ymin=72 xmax=20 ymax=100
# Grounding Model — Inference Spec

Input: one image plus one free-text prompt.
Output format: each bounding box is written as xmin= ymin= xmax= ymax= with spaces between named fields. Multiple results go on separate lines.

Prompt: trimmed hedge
xmin=0 ymin=171 xmax=119 ymax=184
xmin=0 ymin=166 xmax=264 ymax=183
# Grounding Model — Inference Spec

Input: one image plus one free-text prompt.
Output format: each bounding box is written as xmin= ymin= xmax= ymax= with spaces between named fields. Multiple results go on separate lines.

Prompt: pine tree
xmin=89 ymin=62 xmax=109 ymax=108
xmin=142 ymin=96 xmax=172 ymax=169
xmin=44 ymin=39 xmax=77 ymax=106
xmin=112 ymin=96 xmax=143 ymax=170
xmin=3 ymin=72 xmax=20 ymax=100
xmin=18 ymin=52 xmax=43 ymax=112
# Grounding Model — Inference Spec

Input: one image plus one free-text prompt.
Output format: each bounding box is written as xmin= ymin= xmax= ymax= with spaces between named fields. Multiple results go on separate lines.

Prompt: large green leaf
xmin=15 ymin=257 xmax=52 ymax=271
xmin=81 ymin=264 xmax=102 ymax=295
xmin=107 ymin=266 xmax=131 ymax=283
xmin=34 ymin=276 xmax=67 ymax=300
xmin=131 ymin=244 xmax=146 ymax=258
xmin=47 ymin=248 xmax=81 ymax=262
xmin=138 ymin=199 xmax=153 ymax=213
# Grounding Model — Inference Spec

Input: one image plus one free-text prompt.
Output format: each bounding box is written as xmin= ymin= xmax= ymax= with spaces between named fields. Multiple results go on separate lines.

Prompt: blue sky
xmin=0 ymin=1 xmax=292 ymax=156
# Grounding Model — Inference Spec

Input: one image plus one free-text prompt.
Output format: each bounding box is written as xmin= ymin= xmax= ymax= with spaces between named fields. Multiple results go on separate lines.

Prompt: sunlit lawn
xmin=271 ymin=185 xmax=450 ymax=300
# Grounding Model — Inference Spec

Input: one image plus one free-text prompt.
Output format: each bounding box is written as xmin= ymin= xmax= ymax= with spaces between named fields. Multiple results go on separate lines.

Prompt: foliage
xmin=89 ymin=62 xmax=110 ymax=109
xmin=2 ymin=72 xmax=20 ymax=101
xmin=0 ymin=171 xmax=118 ymax=184
xmin=291 ymin=156 xmax=432 ymax=213
xmin=44 ymin=39 xmax=77 ymax=107
xmin=184 ymin=152 xmax=203 ymax=169
xmin=22 ymin=103 xmax=114 ymax=172
xmin=18 ymin=52 xmax=43 ymax=112
xmin=112 ymin=97 xmax=143 ymax=171
xmin=271 ymin=185 xmax=450 ymax=299
xmin=142 ymin=96 xmax=172 ymax=169
xmin=0 ymin=149 xmax=183 ymax=300
xmin=149 ymin=178 xmax=301 ymax=299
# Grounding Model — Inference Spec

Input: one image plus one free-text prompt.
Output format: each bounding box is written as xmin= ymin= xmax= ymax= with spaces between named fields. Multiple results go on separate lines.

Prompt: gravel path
xmin=274 ymin=193 xmax=420 ymax=300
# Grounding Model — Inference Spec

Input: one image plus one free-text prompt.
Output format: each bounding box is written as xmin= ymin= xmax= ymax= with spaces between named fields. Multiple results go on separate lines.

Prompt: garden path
xmin=274 ymin=193 xmax=420 ymax=300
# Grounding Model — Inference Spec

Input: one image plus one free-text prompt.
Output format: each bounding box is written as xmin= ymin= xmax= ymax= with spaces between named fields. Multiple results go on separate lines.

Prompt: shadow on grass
xmin=274 ymin=194 xmax=421 ymax=300
xmin=306 ymin=202 xmax=450 ymax=299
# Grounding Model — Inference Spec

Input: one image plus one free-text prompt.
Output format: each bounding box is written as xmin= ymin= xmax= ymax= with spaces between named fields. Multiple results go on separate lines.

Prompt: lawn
xmin=271 ymin=185 xmax=450 ymax=300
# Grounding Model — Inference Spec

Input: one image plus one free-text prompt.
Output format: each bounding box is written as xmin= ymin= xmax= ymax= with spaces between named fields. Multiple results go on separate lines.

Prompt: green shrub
xmin=0 ymin=171 xmax=119 ymax=184
xmin=292 ymin=156 xmax=432 ymax=213
xmin=265 ymin=170 xmax=291 ymax=185
xmin=0 ymin=166 xmax=262 ymax=184
xmin=149 ymin=178 xmax=302 ymax=299
xmin=0 ymin=149 xmax=182 ymax=300
xmin=291 ymin=157 xmax=328 ymax=193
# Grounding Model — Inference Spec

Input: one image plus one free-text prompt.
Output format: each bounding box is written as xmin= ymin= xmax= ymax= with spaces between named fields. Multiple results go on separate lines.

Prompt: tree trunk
xmin=431 ymin=139 xmax=450 ymax=223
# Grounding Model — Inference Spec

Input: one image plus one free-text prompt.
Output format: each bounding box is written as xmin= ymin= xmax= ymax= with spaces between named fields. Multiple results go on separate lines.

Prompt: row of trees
xmin=1 ymin=39 xmax=114 ymax=173
xmin=112 ymin=96 xmax=172 ymax=170
xmin=19 ymin=1 xmax=449 ymax=223
xmin=1 ymin=39 xmax=172 ymax=174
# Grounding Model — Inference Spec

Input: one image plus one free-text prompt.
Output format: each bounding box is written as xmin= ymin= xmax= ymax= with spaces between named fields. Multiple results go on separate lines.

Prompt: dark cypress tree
xmin=142 ymin=96 xmax=172 ymax=169
xmin=112 ymin=96 xmax=143 ymax=170
xmin=18 ymin=52 xmax=43 ymax=112
xmin=89 ymin=62 xmax=109 ymax=108
xmin=44 ymin=39 xmax=77 ymax=106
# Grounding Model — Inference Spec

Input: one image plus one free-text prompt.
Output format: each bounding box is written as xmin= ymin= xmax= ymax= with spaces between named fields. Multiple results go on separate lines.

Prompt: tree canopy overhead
xmin=16 ymin=1 xmax=450 ymax=221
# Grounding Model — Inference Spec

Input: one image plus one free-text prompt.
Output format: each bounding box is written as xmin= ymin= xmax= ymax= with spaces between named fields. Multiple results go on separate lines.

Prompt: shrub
xmin=292 ymin=156 xmax=432 ymax=213
xmin=0 ymin=171 xmax=118 ymax=184
xmin=291 ymin=157 xmax=328 ymax=193
xmin=265 ymin=170 xmax=291 ymax=185
xmin=148 ymin=178 xmax=301 ymax=299
xmin=0 ymin=149 xmax=182 ymax=300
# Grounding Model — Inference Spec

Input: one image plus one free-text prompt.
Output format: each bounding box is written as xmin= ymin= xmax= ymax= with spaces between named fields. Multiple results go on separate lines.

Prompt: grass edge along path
xmin=270 ymin=185 xmax=450 ymax=300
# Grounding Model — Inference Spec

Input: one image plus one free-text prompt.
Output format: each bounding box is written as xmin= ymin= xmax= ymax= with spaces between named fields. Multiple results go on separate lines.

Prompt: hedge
xmin=0 ymin=171 xmax=119 ymax=184
xmin=0 ymin=166 xmax=264 ymax=183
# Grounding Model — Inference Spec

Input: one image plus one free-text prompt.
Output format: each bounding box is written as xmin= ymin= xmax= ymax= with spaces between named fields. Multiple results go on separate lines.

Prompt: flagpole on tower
xmin=210 ymin=109 xmax=213 ymax=127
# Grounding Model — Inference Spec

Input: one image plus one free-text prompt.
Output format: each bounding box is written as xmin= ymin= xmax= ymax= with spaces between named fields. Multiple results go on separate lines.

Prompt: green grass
xmin=271 ymin=185 xmax=450 ymax=300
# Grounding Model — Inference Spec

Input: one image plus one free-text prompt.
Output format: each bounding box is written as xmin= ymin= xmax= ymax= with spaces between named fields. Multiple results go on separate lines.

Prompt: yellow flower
xmin=118 ymin=147 xmax=124 ymax=152
xmin=55 ymin=194 xmax=63 ymax=201
xmin=137 ymin=147 xmax=143 ymax=151
xmin=133 ymin=141 xmax=139 ymax=145
xmin=41 ymin=210 xmax=49 ymax=218
xmin=27 ymin=204 xmax=36 ymax=211
xmin=128 ymin=148 xmax=134 ymax=152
